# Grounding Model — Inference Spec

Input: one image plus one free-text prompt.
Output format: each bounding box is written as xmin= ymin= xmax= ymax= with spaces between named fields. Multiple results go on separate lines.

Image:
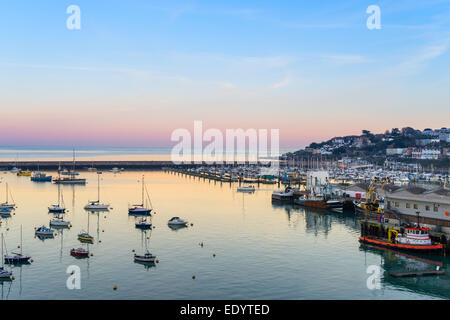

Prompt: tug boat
xmin=359 ymin=226 xmax=443 ymax=254
xmin=271 ymin=186 xmax=294 ymax=202
xmin=70 ymin=248 xmax=89 ymax=257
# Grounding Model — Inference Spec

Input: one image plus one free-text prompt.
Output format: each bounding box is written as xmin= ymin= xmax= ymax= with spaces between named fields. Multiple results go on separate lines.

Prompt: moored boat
xmin=70 ymin=248 xmax=89 ymax=257
xmin=271 ymin=186 xmax=294 ymax=202
xmin=134 ymin=250 xmax=156 ymax=263
xmin=35 ymin=226 xmax=54 ymax=237
xmin=31 ymin=171 xmax=52 ymax=182
xmin=168 ymin=217 xmax=188 ymax=225
xmin=359 ymin=226 xmax=443 ymax=254
xmin=237 ymin=185 xmax=255 ymax=193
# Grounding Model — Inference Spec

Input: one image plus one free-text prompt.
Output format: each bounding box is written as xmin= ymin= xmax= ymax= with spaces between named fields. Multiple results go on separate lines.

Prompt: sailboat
xmin=48 ymin=181 xmax=66 ymax=213
xmin=0 ymin=234 xmax=12 ymax=279
xmin=4 ymin=225 xmax=31 ymax=264
xmin=134 ymin=230 xmax=156 ymax=264
xmin=50 ymin=214 xmax=70 ymax=227
xmin=128 ymin=175 xmax=152 ymax=215
xmin=78 ymin=213 xmax=94 ymax=243
xmin=84 ymin=172 xmax=109 ymax=210
xmin=0 ymin=183 xmax=15 ymax=210
xmin=53 ymin=149 xmax=86 ymax=184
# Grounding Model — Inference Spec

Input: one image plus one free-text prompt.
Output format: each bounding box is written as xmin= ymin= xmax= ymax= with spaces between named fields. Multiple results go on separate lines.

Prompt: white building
xmin=386 ymin=148 xmax=406 ymax=156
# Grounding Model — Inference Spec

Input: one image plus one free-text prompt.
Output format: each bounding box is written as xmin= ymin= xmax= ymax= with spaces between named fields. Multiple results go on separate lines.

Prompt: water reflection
xmin=360 ymin=244 xmax=450 ymax=299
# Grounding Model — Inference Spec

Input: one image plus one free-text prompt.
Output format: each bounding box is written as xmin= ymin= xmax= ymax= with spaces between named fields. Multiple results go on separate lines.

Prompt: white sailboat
xmin=84 ymin=172 xmax=109 ymax=210
xmin=48 ymin=180 xmax=66 ymax=213
xmin=128 ymin=175 xmax=152 ymax=215
xmin=0 ymin=183 xmax=16 ymax=210
xmin=0 ymin=234 xmax=13 ymax=279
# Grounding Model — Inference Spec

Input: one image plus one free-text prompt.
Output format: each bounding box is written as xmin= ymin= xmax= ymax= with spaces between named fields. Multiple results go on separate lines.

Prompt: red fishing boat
xmin=359 ymin=226 xmax=443 ymax=254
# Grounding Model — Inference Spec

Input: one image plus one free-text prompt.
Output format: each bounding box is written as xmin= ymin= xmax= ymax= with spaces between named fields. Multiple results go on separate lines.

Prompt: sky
xmin=0 ymin=0 xmax=449 ymax=150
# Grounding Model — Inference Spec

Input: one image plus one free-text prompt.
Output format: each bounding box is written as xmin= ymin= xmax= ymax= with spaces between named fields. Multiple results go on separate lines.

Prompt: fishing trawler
xmin=31 ymin=171 xmax=52 ymax=182
xmin=128 ymin=176 xmax=152 ymax=215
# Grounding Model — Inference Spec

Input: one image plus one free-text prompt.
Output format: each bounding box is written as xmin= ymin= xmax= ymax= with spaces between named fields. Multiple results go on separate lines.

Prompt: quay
xmin=0 ymin=161 xmax=272 ymax=171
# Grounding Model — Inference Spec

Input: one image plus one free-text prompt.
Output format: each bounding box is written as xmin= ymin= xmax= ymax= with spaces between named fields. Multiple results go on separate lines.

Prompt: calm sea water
xmin=0 ymin=170 xmax=448 ymax=300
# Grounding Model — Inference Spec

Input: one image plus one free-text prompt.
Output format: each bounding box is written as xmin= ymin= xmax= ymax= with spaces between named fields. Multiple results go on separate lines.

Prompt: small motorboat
xmin=168 ymin=217 xmax=188 ymax=226
xmin=135 ymin=218 xmax=152 ymax=229
xmin=70 ymin=248 xmax=89 ymax=257
xmin=271 ymin=186 xmax=294 ymax=202
xmin=35 ymin=226 xmax=54 ymax=237
xmin=4 ymin=253 xmax=31 ymax=264
xmin=0 ymin=267 xmax=12 ymax=279
xmin=237 ymin=185 xmax=255 ymax=193
xmin=50 ymin=216 xmax=70 ymax=227
xmin=134 ymin=251 xmax=156 ymax=263
xmin=31 ymin=172 xmax=52 ymax=182
xmin=78 ymin=232 xmax=94 ymax=243
xmin=17 ymin=170 xmax=32 ymax=176
xmin=0 ymin=207 xmax=12 ymax=217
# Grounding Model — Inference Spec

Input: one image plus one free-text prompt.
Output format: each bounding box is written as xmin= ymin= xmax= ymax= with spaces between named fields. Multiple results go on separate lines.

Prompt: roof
xmin=385 ymin=187 xmax=450 ymax=205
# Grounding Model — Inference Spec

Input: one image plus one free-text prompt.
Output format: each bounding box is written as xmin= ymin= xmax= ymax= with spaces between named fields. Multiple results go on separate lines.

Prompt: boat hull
xmin=294 ymin=199 xmax=328 ymax=209
xmin=359 ymin=236 xmax=443 ymax=254
xmin=4 ymin=255 xmax=31 ymax=264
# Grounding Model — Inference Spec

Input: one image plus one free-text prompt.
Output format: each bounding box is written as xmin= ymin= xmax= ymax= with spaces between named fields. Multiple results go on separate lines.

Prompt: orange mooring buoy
xmin=113 ymin=285 xmax=117 ymax=290
xmin=192 ymin=275 xmax=196 ymax=279
xmin=156 ymin=259 xmax=159 ymax=263
xmin=213 ymin=254 xmax=216 ymax=257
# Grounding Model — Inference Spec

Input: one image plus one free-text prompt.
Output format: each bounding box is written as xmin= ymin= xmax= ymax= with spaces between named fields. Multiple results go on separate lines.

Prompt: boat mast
xmin=97 ymin=172 xmax=100 ymax=202
xmin=20 ymin=225 xmax=23 ymax=255
xmin=142 ymin=175 xmax=145 ymax=207
xmin=5 ymin=183 xmax=8 ymax=204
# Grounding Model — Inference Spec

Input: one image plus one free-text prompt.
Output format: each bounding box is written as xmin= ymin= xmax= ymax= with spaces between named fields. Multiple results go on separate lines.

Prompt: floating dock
xmin=390 ymin=270 xmax=445 ymax=277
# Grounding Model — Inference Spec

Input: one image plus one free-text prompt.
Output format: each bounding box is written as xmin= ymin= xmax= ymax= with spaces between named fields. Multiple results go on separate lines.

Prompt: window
xmin=406 ymin=203 xmax=410 ymax=208
xmin=434 ymin=204 xmax=439 ymax=212
xmin=395 ymin=202 xmax=399 ymax=207
xmin=413 ymin=204 xmax=418 ymax=209
xmin=425 ymin=205 xmax=430 ymax=211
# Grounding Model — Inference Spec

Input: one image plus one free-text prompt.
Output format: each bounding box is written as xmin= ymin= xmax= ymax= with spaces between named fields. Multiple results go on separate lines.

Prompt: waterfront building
xmin=384 ymin=187 xmax=450 ymax=232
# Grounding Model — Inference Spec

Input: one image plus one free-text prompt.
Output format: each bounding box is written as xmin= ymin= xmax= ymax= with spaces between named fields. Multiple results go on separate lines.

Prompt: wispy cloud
xmin=270 ymin=77 xmax=290 ymax=89
xmin=321 ymin=54 xmax=370 ymax=65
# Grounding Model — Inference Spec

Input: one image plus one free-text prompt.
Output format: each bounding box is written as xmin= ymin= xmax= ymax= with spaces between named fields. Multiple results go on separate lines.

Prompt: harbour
xmin=0 ymin=167 xmax=449 ymax=299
